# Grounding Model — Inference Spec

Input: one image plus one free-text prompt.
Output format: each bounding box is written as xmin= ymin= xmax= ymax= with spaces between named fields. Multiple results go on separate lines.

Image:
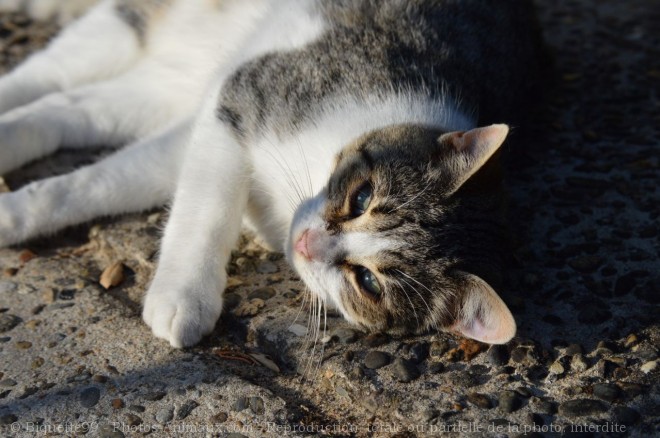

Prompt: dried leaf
xmin=100 ymin=262 xmax=125 ymax=289
xmin=19 ymin=249 xmax=37 ymax=264
xmin=249 ymin=353 xmax=280 ymax=373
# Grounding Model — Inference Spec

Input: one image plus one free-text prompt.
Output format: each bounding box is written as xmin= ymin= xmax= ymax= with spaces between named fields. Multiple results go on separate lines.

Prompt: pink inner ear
xmin=451 ymin=275 xmax=516 ymax=344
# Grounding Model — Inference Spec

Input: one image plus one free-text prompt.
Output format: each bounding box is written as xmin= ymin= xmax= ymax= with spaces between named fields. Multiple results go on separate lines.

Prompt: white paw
xmin=142 ymin=278 xmax=224 ymax=348
xmin=0 ymin=192 xmax=24 ymax=247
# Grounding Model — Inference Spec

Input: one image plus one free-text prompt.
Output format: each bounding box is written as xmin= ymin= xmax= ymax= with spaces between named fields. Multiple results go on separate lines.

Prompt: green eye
xmin=355 ymin=266 xmax=381 ymax=298
xmin=351 ymin=183 xmax=372 ymax=217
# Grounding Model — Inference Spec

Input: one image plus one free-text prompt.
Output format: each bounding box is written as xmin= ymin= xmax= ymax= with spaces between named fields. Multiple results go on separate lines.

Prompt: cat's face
xmin=287 ymin=124 xmax=516 ymax=344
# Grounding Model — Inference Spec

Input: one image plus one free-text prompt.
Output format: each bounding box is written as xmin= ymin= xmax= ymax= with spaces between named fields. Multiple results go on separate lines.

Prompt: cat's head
xmin=286 ymin=123 xmax=516 ymax=344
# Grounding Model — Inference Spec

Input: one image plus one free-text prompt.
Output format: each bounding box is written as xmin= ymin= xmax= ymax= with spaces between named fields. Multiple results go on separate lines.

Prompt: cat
xmin=0 ymin=0 xmax=546 ymax=348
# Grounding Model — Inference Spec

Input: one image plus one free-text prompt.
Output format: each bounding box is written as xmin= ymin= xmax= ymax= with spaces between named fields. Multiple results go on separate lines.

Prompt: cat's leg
xmin=0 ymin=120 xmax=190 ymax=247
xmin=0 ymin=66 xmax=194 ymax=175
xmin=143 ymin=95 xmax=249 ymax=348
xmin=0 ymin=0 xmax=142 ymax=114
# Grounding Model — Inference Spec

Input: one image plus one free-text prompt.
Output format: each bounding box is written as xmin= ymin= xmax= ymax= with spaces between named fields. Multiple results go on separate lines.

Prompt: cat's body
xmin=0 ymin=0 xmax=545 ymax=347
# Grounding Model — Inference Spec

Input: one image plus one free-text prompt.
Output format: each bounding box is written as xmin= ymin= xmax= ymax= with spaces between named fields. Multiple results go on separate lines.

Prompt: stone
xmin=429 ymin=340 xmax=450 ymax=358
xmin=592 ymin=383 xmax=620 ymax=403
xmin=640 ymin=360 xmax=657 ymax=374
xmin=427 ymin=362 xmax=445 ymax=374
xmin=498 ymin=391 xmax=521 ymax=413
xmin=248 ymin=287 xmax=276 ymax=301
xmin=288 ymin=324 xmax=307 ymax=336
xmin=333 ymin=328 xmax=360 ymax=344
xmin=486 ymin=345 xmax=509 ymax=366
xmin=466 ymin=392 xmax=492 ymax=409
xmin=558 ymin=399 xmax=607 ymax=417
xmin=549 ymin=360 xmax=565 ymax=375
xmin=249 ymin=397 xmax=265 ymax=415
xmin=392 ymin=358 xmax=420 ymax=382
xmin=363 ymin=333 xmax=389 ymax=347
xmin=612 ymin=406 xmax=640 ymax=426
xmin=0 ymin=379 xmax=17 ymax=387
xmin=364 ymin=351 xmax=390 ymax=369
xmin=98 ymin=424 xmax=125 ymax=438
xmin=212 ymin=412 xmax=228 ymax=423
xmin=410 ymin=342 xmax=430 ymax=363
xmin=143 ymin=391 xmax=166 ymax=401
xmin=233 ymin=397 xmax=249 ymax=411
xmin=125 ymin=413 xmax=142 ymax=426
xmin=176 ymin=400 xmax=199 ymax=420
xmin=256 ymin=261 xmax=278 ymax=274
xmin=570 ymin=354 xmax=589 ymax=372
xmin=155 ymin=407 xmax=174 ymax=424
xmin=0 ymin=314 xmax=21 ymax=333
xmin=80 ymin=386 xmax=101 ymax=408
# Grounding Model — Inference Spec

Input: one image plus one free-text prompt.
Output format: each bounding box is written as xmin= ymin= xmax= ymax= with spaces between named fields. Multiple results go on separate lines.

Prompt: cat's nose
xmin=294 ymin=229 xmax=311 ymax=259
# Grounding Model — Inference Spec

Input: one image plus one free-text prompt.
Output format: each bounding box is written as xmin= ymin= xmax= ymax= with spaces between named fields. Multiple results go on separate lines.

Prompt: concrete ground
xmin=0 ymin=1 xmax=658 ymax=437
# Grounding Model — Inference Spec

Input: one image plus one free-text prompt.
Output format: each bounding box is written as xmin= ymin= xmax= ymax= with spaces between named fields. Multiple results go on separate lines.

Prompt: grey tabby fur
xmin=219 ymin=0 xmax=546 ymax=334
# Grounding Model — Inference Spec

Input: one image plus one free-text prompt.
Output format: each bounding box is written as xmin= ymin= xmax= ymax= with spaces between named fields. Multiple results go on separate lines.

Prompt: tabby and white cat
xmin=0 ymin=0 xmax=545 ymax=347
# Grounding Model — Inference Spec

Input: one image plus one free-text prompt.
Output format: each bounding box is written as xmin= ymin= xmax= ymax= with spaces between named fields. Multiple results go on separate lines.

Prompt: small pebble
xmin=333 ymin=328 xmax=359 ymax=344
xmin=212 ymin=412 xmax=228 ymax=423
xmin=125 ymin=413 xmax=142 ymax=426
xmin=592 ymin=383 xmax=620 ymax=402
xmin=249 ymin=397 xmax=265 ymax=415
xmin=248 ymin=287 xmax=276 ymax=300
xmin=549 ymin=360 xmax=565 ymax=375
xmin=0 ymin=379 xmax=17 ymax=387
xmin=466 ymin=392 xmax=492 ymax=409
xmin=111 ymin=398 xmax=124 ymax=409
xmin=498 ymin=391 xmax=521 ymax=413
xmin=486 ymin=345 xmax=509 ymax=366
xmin=392 ymin=357 xmax=420 ymax=382
xmin=612 ymin=406 xmax=640 ymax=426
xmin=640 ymin=360 xmax=657 ymax=374
xmin=0 ymin=314 xmax=22 ymax=333
xmin=176 ymin=400 xmax=199 ymax=420
xmin=410 ymin=342 xmax=430 ymax=363
xmin=233 ymin=397 xmax=249 ymax=411
xmin=364 ymin=351 xmax=390 ymax=369
xmin=427 ymin=362 xmax=445 ymax=374
xmin=558 ymin=399 xmax=607 ymax=417
xmin=570 ymin=354 xmax=589 ymax=372
xmin=256 ymin=261 xmax=278 ymax=274
xmin=15 ymin=341 xmax=32 ymax=349
xmin=155 ymin=407 xmax=174 ymax=424
xmin=624 ymin=333 xmax=639 ymax=348
xmin=143 ymin=391 xmax=166 ymax=401
xmin=363 ymin=333 xmax=389 ymax=347
xmin=430 ymin=340 xmax=450 ymax=358
xmin=98 ymin=424 xmax=125 ymax=438
xmin=80 ymin=387 xmax=101 ymax=408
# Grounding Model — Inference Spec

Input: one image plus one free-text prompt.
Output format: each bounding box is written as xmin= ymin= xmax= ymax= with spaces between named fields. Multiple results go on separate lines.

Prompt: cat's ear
xmin=438 ymin=124 xmax=509 ymax=191
xmin=451 ymin=273 xmax=516 ymax=344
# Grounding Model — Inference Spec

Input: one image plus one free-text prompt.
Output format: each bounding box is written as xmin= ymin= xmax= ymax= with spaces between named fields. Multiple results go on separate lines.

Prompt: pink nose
xmin=294 ymin=229 xmax=311 ymax=259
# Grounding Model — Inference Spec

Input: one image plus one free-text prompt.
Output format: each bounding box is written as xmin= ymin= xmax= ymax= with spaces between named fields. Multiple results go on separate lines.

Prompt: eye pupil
xmin=356 ymin=266 xmax=381 ymax=297
xmin=351 ymin=183 xmax=372 ymax=217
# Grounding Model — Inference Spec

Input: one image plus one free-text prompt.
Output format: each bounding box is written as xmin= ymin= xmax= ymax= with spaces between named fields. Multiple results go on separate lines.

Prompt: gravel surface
xmin=0 ymin=1 xmax=658 ymax=437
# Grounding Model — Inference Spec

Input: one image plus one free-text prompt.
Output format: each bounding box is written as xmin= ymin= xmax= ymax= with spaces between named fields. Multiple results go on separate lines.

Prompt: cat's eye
xmin=355 ymin=266 xmax=381 ymax=298
xmin=350 ymin=182 xmax=372 ymax=217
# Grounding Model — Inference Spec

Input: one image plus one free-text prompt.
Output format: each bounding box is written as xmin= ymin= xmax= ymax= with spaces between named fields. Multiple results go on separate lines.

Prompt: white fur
xmin=0 ymin=0 xmax=473 ymax=347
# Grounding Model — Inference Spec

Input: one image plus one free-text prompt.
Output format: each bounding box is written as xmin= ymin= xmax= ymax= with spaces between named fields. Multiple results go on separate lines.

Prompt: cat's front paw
xmin=142 ymin=279 xmax=224 ymax=348
xmin=0 ymin=192 xmax=26 ymax=247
